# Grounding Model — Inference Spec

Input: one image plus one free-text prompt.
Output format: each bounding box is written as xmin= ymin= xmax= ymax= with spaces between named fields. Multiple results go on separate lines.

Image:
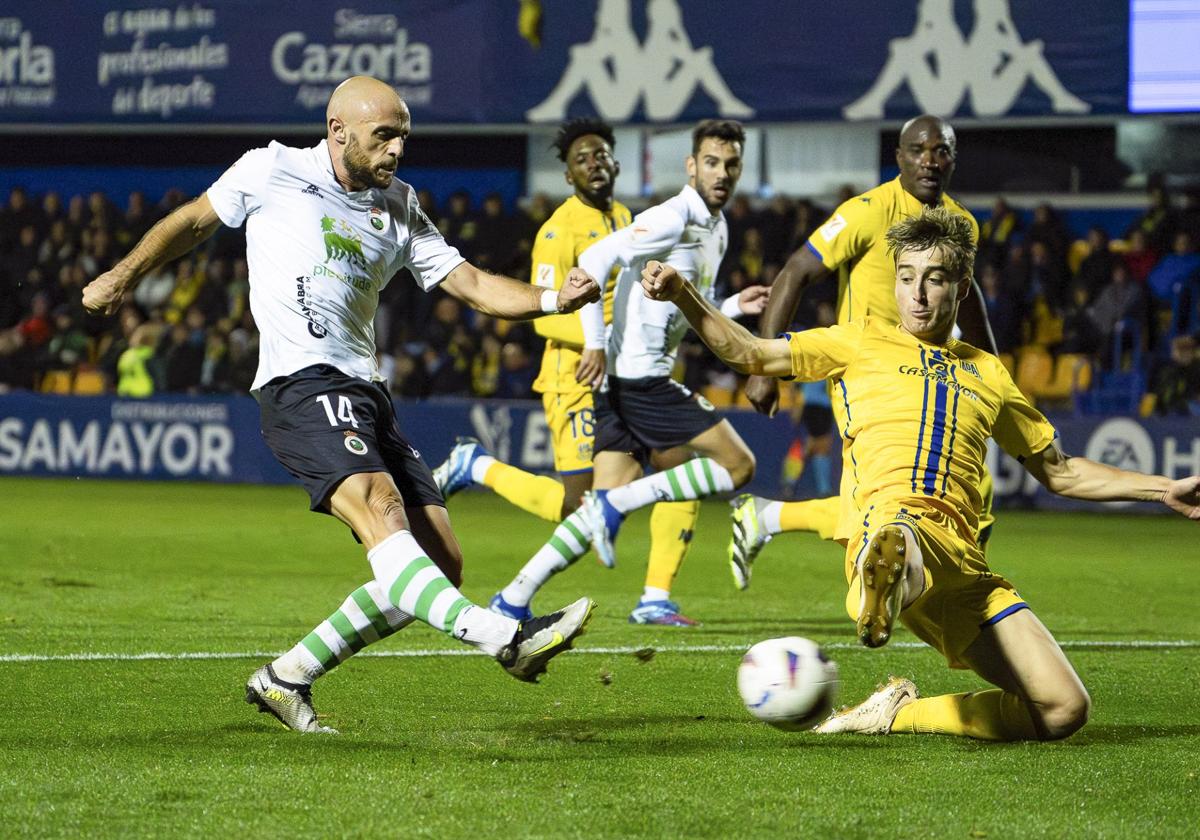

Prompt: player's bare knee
xmin=365 ymin=489 xmax=408 ymax=535
xmin=1036 ymin=687 xmax=1091 ymax=740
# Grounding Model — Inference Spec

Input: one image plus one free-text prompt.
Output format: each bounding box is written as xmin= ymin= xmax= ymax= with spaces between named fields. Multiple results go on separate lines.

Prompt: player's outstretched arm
xmin=642 ymin=261 xmax=791 ymax=377
xmin=442 ymin=263 xmax=599 ymax=319
xmin=82 ymin=194 xmax=223 ymax=315
xmin=745 ymin=246 xmax=830 ymax=416
xmin=1024 ymin=441 xmax=1200 ymax=518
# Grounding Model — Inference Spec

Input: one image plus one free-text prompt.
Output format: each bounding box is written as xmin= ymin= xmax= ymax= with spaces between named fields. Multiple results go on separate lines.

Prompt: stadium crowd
xmin=1 ymin=183 xmax=1198 ymax=415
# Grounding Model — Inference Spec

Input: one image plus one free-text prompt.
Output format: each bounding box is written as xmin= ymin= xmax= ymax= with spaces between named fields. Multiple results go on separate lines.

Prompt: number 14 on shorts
xmin=316 ymin=394 xmax=360 ymax=429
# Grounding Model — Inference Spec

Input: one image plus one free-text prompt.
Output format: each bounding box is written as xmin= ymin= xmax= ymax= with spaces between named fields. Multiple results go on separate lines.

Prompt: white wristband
xmin=540 ymin=288 xmax=560 ymax=314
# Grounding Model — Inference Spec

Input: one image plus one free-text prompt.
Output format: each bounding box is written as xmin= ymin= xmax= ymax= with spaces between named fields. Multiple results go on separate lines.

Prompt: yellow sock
xmin=644 ymin=501 xmax=700 ymax=591
xmin=778 ymin=496 xmax=841 ymax=540
xmin=482 ymin=462 xmax=566 ymax=523
xmin=891 ymin=690 xmax=1040 ymax=741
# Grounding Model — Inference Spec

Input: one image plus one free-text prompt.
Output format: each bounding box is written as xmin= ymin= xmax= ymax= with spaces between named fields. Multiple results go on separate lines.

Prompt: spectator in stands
xmin=200 ymin=327 xmax=232 ymax=393
xmin=38 ymin=191 xmax=63 ymax=239
xmin=759 ymin=195 xmax=795 ymax=265
xmin=38 ymin=219 xmax=76 ymax=275
xmin=473 ymin=192 xmax=518 ymax=274
xmin=1089 ymin=262 xmax=1147 ymax=367
xmin=159 ymin=314 xmax=205 ymax=393
xmin=45 ymin=305 xmax=89 ymax=372
xmin=2 ymin=225 xmax=39 ymax=304
xmin=116 ymin=191 xmax=154 ymax=251
xmin=1026 ymin=239 xmax=1068 ymax=311
xmin=0 ymin=186 xmax=36 ymax=253
xmin=438 ymin=189 xmax=478 ymax=261
xmin=738 ymin=227 xmax=765 ymax=282
xmin=979 ymin=197 xmax=1020 ymax=268
xmin=1150 ymin=333 xmax=1200 ymax=416
xmin=1075 ymin=227 xmax=1115 ymax=301
xmin=786 ymin=199 xmax=824 ymax=255
xmin=979 ymin=262 xmax=1019 ymax=353
xmin=725 ymin=194 xmax=755 ymax=258
xmin=1122 ymin=228 xmax=1158 ymax=286
xmin=116 ymin=322 xmax=158 ymax=398
xmin=1147 ymin=230 xmax=1200 ymax=311
xmin=1127 ymin=184 xmax=1178 ymax=255
xmin=1057 ymin=282 xmax=1101 ymax=356
xmin=1025 ymin=202 xmax=1069 ymax=265
xmin=496 ymin=341 xmax=536 ymax=399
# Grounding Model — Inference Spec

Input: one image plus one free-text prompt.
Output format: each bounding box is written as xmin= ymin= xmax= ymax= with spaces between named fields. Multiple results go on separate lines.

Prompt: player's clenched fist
xmin=556 ymin=267 xmax=600 ymax=313
xmin=640 ymin=260 xmax=684 ymax=301
xmin=82 ymin=269 xmax=131 ymax=316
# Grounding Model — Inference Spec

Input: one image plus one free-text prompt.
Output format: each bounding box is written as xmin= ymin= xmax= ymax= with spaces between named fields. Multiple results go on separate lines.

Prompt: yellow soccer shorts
xmin=541 ymin=387 xmax=595 ymax=475
xmin=843 ymin=500 xmax=1027 ymax=669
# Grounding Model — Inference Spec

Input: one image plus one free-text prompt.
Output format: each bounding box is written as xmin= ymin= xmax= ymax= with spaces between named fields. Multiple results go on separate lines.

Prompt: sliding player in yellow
xmin=642 ymin=207 xmax=1200 ymax=741
xmin=728 ymin=115 xmax=993 ymax=591
xmin=432 ymin=119 xmax=701 ymax=624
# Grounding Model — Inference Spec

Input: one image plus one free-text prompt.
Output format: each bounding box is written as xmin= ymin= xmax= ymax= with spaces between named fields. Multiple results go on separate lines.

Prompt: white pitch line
xmin=0 ymin=639 xmax=1197 ymax=664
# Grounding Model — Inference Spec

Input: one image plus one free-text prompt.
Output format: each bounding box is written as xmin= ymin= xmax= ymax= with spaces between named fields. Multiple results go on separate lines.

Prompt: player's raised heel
xmin=855 ymin=525 xmax=910 ymax=648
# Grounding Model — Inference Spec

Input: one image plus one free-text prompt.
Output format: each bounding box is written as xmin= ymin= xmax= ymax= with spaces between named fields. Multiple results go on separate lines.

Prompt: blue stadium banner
xmin=2 ymin=394 xmax=1196 ymax=518
xmin=0 ymin=1 xmax=1133 ymax=127
xmin=0 ymin=394 xmax=794 ymax=493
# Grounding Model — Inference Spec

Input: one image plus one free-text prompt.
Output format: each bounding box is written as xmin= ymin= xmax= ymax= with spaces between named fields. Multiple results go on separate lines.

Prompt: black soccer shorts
xmin=257 ymin=364 xmax=444 ymax=512
xmin=593 ymin=375 xmax=722 ymax=459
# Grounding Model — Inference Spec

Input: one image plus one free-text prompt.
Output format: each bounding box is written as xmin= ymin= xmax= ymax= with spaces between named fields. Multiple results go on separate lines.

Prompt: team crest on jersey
xmin=344 ymin=433 xmax=368 ymax=455
xmin=696 ymin=394 xmax=716 ymax=412
xmin=320 ymin=216 xmax=367 ymax=269
xmin=819 ymin=213 xmax=847 ymax=242
xmin=535 ymin=263 xmax=556 ymax=289
xmin=369 ymin=206 xmax=385 ymax=231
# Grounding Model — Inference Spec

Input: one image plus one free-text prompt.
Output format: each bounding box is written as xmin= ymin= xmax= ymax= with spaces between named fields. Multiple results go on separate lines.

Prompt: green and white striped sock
xmin=273 ymin=581 xmax=415 ymax=683
xmin=369 ymin=529 xmax=517 ymax=656
xmin=606 ymin=457 xmax=735 ymax=513
xmin=500 ymin=508 xmax=592 ymax=607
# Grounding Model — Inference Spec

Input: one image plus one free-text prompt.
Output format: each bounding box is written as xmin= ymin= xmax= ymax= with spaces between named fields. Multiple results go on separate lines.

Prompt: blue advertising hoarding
xmin=0 ymin=1 xmax=1137 ymax=128
xmin=2 ymin=393 xmax=1196 ymax=518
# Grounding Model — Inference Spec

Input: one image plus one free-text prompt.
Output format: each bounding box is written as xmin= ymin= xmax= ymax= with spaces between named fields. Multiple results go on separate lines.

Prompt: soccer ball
xmin=736 ymin=637 xmax=839 ymax=730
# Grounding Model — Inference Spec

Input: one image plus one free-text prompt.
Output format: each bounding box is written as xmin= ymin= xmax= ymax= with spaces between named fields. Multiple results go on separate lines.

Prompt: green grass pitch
xmin=1 ymin=476 xmax=1198 ymax=838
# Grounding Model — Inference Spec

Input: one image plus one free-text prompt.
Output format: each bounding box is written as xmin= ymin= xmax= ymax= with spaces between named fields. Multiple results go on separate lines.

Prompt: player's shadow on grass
xmin=1063 ymin=723 xmax=1200 ymax=744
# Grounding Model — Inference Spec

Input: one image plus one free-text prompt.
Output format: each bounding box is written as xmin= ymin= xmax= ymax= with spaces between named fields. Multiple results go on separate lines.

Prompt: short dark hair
xmin=552 ymin=118 xmax=616 ymax=162
xmin=885 ymin=207 xmax=977 ymax=281
xmin=691 ymin=119 xmax=745 ymax=155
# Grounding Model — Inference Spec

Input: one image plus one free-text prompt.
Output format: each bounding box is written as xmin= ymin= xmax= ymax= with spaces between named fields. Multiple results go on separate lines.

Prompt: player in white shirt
xmin=490 ymin=120 xmax=768 ymax=626
xmin=82 ymin=76 xmax=598 ymax=734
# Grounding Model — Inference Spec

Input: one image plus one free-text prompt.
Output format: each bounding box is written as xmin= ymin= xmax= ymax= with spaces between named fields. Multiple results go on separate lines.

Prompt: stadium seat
xmin=39 ymin=370 xmax=73 ymax=394
xmin=72 ymin=367 xmax=107 ymax=396
xmin=1031 ymin=353 xmax=1092 ymax=410
xmin=1014 ymin=345 xmax=1053 ymax=401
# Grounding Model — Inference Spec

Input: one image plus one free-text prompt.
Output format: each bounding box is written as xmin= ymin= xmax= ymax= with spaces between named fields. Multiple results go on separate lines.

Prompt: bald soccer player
xmin=82 ymin=76 xmax=600 ymax=734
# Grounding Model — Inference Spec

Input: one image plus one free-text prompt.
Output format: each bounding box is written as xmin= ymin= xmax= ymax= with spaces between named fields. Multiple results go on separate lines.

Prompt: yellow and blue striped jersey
xmin=785 ymin=317 xmax=1056 ymax=542
xmin=530 ymin=195 xmax=631 ymax=394
xmin=804 ymin=177 xmax=978 ymax=327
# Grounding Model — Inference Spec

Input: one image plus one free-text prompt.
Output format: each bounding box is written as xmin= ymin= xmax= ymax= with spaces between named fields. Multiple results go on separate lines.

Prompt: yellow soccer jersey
xmin=785 ymin=317 xmax=1057 ymax=542
xmin=531 ymin=195 xmax=631 ymax=394
xmin=805 ymin=178 xmax=979 ymax=327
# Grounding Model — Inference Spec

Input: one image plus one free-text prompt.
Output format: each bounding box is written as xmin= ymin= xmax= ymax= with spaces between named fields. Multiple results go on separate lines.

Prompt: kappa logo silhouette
xmin=527 ymin=0 xmax=753 ymax=122
xmin=843 ymin=0 xmax=1090 ymax=120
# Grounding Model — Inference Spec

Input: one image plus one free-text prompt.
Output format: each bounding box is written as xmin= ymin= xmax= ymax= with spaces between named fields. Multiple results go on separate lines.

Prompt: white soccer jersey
xmin=206 ymin=140 xmax=465 ymax=391
xmin=578 ymin=185 xmax=729 ymax=379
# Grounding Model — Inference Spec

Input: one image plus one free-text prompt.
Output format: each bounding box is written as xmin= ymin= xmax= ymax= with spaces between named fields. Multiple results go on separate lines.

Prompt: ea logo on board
xmin=1084 ymin=418 xmax=1154 ymax=508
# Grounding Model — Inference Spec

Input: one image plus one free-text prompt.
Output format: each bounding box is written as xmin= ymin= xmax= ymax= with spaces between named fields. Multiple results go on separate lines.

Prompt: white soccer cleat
xmin=728 ymin=493 xmax=772 ymax=591
xmin=498 ymin=596 xmax=596 ymax=682
xmin=245 ymin=664 xmax=338 ymax=734
xmin=813 ymin=676 xmax=918 ymax=735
